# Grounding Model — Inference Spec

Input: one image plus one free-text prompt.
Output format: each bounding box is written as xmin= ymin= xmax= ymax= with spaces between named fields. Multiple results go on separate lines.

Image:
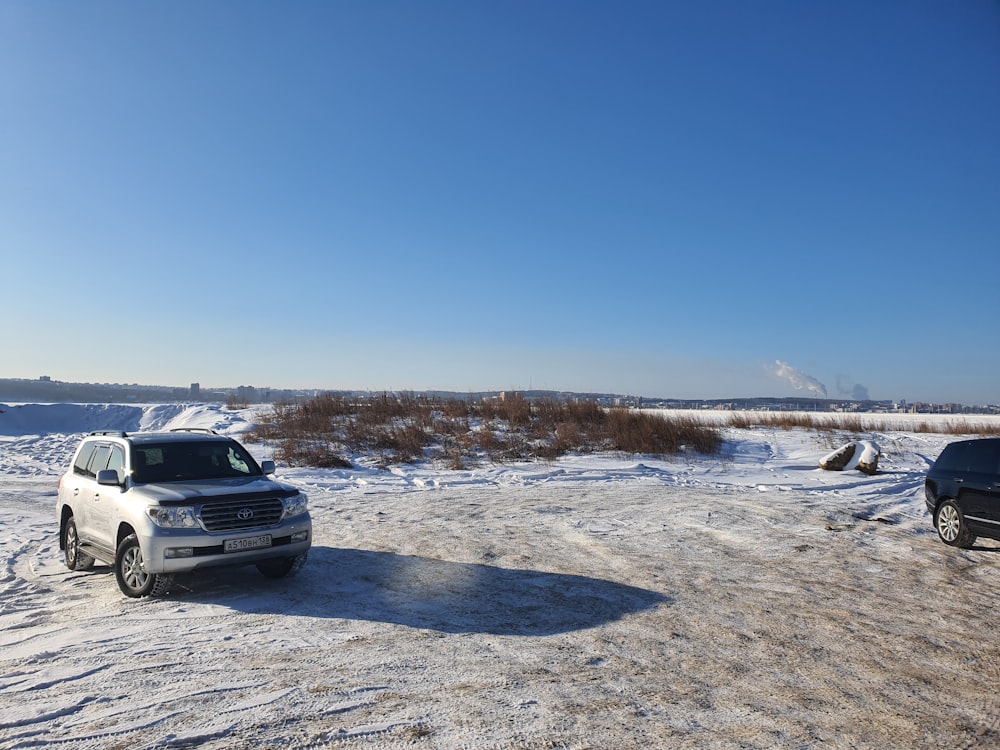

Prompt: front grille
xmin=199 ymin=497 xmax=284 ymax=531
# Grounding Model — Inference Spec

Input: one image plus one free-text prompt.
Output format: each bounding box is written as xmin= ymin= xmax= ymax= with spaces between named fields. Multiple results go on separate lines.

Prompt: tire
xmin=935 ymin=500 xmax=977 ymax=548
xmin=62 ymin=516 xmax=95 ymax=571
xmin=256 ymin=551 xmax=308 ymax=579
xmin=115 ymin=533 xmax=173 ymax=598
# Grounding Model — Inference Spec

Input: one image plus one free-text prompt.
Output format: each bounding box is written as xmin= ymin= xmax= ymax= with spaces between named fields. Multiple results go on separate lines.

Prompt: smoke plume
xmin=773 ymin=360 xmax=828 ymax=398
xmin=836 ymin=374 xmax=870 ymax=401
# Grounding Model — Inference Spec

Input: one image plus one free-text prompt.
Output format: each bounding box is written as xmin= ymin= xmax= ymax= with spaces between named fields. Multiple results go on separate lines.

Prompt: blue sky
xmin=2 ymin=1 xmax=998 ymax=404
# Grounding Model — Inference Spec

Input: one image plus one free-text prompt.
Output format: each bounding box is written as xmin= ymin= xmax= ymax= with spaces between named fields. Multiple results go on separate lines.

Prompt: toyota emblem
xmin=237 ymin=507 xmax=254 ymax=521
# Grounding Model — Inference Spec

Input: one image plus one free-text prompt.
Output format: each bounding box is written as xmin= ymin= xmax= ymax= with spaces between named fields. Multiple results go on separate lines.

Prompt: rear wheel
xmin=256 ymin=551 xmax=308 ymax=578
xmin=63 ymin=516 xmax=95 ymax=571
xmin=935 ymin=500 xmax=976 ymax=548
xmin=115 ymin=533 xmax=173 ymax=597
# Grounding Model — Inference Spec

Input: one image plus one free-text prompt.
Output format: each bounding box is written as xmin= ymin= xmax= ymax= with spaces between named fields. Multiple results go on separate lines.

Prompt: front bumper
xmin=139 ymin=516 xmax=312 ymax=574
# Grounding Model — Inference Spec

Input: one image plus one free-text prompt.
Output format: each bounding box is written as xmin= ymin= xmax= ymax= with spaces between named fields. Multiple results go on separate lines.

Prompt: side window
xmin=934 ymin=443 xmax=968 ymax=473
xmin=73 ymin=442 xmax=98 ymax=477
xmin=87 ymin=445 xmax=112 ymax=476
xmin=107 ymin=445 xmax=126 ymax=483
xmin=966 ymin=441 xmax=1000 ymax=476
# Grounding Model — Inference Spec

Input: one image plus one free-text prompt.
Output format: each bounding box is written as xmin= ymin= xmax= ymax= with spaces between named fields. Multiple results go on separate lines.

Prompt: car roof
xmin=946 ymin=437 xmax=1000 ymax=447
xmin=87 ymin=430 xmax=234 ymax=445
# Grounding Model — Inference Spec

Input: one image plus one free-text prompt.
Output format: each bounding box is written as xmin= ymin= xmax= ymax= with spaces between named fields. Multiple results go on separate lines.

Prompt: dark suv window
xmin=966 ymin=440 xmax=1000 ymax=475
xmin=936 ymin=440 xmax=1000 ymax=474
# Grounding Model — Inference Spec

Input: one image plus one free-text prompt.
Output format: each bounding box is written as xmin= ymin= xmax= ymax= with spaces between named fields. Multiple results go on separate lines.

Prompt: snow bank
xmin=0 ymin=403 xmax=149 ymax=436
xmin=0 ymin=402 xmax=252 ymax=437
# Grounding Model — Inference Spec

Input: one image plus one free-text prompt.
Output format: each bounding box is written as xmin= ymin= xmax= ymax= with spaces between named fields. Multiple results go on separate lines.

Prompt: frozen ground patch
xmin=1 ymin=404 xmax=999 ymax=748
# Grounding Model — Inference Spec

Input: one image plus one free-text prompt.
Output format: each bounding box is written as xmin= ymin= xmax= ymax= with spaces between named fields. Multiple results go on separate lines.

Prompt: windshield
xmin=131 ymin=441 xmax=262 ymax=483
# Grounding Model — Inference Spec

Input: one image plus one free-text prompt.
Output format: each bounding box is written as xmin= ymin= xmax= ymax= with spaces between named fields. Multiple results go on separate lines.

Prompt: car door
xmin=957 ymin=440 xmax=1000 ymax=530
xmin=85 ymin=443 xmax=122 ymax=550
xmin=64 ymin=441 xmax=99 ymax=539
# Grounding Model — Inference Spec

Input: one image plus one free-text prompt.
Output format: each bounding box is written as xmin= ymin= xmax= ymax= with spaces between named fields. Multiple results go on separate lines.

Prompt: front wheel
xmin=935 ymin=500 xmax=976 ymax=548
xmin=63 ymin=516 xmax=95 ymax=571
xmin=256 ymin=551 xmax=308 ymax=579
xmin=115 ymin=533 xmax=173 ymax=597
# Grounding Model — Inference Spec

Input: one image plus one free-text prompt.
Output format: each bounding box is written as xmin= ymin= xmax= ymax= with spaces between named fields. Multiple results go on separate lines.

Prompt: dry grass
xmin=249 ymin=394 xmax=724 ymax=468
xmin=249 ymin=397 xmax=998 ymax=469
xmin=225 ymin=394 xmax=249 ymax=410
xmin=726 ymin=411 xmax=1000 ymax=436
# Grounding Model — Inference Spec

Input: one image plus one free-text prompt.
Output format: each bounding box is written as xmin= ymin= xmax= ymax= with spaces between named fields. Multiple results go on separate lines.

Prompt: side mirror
xmin=97 ymin=469 xmax=123 ymax=487
xmin=260 ymin=460 xmax=276 ymax=475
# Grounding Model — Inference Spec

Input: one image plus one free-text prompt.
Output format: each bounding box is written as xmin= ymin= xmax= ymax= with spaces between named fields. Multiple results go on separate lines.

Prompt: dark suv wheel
xmin=935 ymin=500 xmax=977 ymax=548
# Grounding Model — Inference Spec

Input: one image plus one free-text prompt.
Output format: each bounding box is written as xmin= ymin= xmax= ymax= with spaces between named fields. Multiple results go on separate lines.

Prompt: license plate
xmin=224 ymin=534 xmax=272 ymax=553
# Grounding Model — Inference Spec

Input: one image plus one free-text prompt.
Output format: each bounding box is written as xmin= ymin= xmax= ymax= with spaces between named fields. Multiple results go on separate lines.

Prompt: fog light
xmin=165 ymin=547 xmax=194 ymax=558
xmin=290 ymin=531 xmax=309 ymax=543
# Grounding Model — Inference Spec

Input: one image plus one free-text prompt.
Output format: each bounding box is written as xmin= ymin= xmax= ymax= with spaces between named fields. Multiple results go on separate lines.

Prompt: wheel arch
xmin=58 ymin=505 xmax=75 ymax=550
xmin=116 ymin=522 xmax=137 ymax=548
xmin=932 ymin=495 xmax=956 ymax=522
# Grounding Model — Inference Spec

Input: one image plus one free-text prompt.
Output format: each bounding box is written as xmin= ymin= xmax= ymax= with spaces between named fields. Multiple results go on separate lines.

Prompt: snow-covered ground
xmin=1 ymin=403 xmax=999 ymax=748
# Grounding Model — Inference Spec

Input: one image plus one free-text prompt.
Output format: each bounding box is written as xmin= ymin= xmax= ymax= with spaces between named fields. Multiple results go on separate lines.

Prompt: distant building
xmin=236 ymin=385 xmax=257 ymax=402
xmin=190 ymin=383 xmax=200 ymax=399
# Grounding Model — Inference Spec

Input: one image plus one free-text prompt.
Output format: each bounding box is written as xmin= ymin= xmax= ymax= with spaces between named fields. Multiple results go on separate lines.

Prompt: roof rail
xmin=89 ymin=430 xmax=128 ymax=437
xmin=168 ymin=428 xmax=219 ymax=435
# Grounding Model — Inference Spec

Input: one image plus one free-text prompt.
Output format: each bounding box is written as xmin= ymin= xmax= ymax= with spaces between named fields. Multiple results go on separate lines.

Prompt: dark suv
xmin=925 ymin=437 xmax=1000 ymax=548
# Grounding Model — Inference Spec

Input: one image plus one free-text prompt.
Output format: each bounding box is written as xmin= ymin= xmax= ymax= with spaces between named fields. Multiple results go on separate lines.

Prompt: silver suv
xmin=57 ymin=429 xmax=311 ymax=597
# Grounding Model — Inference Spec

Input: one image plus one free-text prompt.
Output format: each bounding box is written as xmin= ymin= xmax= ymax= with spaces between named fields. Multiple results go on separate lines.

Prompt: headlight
xmin=283 ymin=492 xmax=308 ymax=518
xmin=148 ymin=506 xmax=200 ymax=528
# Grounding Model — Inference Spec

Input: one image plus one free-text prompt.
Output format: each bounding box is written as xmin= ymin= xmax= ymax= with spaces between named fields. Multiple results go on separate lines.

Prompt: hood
xmin=133 ymin=476 xmax=299 ymax=505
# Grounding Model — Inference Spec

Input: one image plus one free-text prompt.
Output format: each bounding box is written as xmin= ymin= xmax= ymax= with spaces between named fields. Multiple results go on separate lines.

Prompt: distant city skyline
xmin=2 ymin=3 xmax=997 ymax=405
xmin=0 ymin=373 xmax=994 ymax=409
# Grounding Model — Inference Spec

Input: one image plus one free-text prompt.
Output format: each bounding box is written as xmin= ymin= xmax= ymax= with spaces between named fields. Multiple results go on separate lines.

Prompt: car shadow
xmin=969 ymin=543 xmax=1000 ymax=554
xmin=170 ymin=546 xmax=671 ymax=636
